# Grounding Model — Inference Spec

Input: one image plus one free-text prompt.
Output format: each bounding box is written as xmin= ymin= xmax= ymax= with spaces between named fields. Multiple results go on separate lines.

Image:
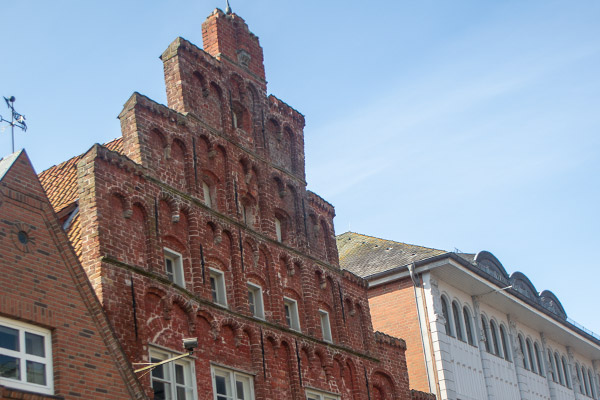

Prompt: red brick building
xmin=37 ymin=8 xmax=426 ymax=400
xmin=0 ymin=150 xmax=146 ymax=399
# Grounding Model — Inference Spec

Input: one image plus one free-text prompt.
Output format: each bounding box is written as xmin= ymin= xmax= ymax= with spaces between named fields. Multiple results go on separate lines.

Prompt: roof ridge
xmin=337 ymin=231 xmax=446 ymax=253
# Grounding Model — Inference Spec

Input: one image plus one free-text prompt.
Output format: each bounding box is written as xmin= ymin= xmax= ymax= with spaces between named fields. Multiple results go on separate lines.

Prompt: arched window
xmin=481 ymin=315 xmax=491 ymax=352
xmin=588 ymin=369 xmax=596 ymax=397
xmin=526 ymin=339 xmax=536 ymax=373
xmin=561 ymin=357 xmax=571 ymax=388
xmin=576 ymin=364 xmax=584 ymax=394
xmin=518 ymin=335 xmax=529 ymax=370
xmin=499 ymin=325 xmax=511 ymax=361
xmin=441 ymin=296 xmax=452 ymax=337
xmin=452 ymin=301 xmax=464 ymax=341
xmin=547 ymin=350 xmax=556 ymax=382
xmin=555 ymin=353 xmax=564 ymax=385
xmin=490 ymin=320 xmax=501 ymax=356
xmin=582 ymin=366 xmax=590 ymax=396
xmin=534 ymin=342 xmax=544 ymax=376
xmin=463 ymin=307 xmax=475 ymax=346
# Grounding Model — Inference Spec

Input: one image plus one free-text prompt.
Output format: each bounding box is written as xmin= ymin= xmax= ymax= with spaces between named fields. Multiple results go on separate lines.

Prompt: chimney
xmin=202 ymin=9 xmax=266 ymax=85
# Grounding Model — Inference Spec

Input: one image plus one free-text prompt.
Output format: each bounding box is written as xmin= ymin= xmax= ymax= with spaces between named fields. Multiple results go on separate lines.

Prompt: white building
xmin=337 ymin=232 xmax=600 ymax=400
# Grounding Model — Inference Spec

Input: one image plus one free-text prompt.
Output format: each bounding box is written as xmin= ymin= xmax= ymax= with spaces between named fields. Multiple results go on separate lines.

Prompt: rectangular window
xmin=150 ymin=348 xmax=196 ymax=400
xmin=306 ymin=388 xmax=340 ymax=400
xmin=247 ymin=283 xmax=265 ymax=320
xmin=202 ymin=182 xmax=212 ymax=208
xmin=209 ymin=269 xmax=227 ymax=307
xmin=164 ymin=248 xmax=185 ymax=288
xmin=211 ymin=365 xmax=254 ymax=400
xmin=283 ymin=297 xmax=300 ymax=331
xmin=274 ymin=218 xmax=282 ymax=242
xmin=0 ymin=317 xmax=53 ymax=395
xmin=319 ymin=310 xmax=332 ymax=343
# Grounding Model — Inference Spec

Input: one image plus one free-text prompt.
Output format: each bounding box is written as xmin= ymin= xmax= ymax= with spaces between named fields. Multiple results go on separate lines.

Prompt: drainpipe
xmin=409 ymin=263 xmax=442 ymax=399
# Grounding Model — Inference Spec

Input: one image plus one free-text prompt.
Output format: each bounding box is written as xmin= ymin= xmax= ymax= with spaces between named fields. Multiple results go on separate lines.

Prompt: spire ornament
xmin=225 ymin=0 xmax=232 ymax=14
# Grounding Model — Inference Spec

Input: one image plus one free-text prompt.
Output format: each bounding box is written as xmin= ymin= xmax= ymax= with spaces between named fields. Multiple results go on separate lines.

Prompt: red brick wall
xmin=369 ymin=277 xmax=430 ymax=393
xmin=0 ymin=152 xmax=144 ymax=399
xmin=39 ymin=7 xmax=414 ymax=400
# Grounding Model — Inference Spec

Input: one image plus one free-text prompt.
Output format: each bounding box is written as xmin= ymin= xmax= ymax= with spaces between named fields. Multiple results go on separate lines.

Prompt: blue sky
xmin=1 ymin=1 xmax=599 ymax=334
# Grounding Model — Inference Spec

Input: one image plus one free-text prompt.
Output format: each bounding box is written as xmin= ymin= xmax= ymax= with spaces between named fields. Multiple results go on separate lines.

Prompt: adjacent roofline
xmin=363 ymin=251 xmax=600 ymax=347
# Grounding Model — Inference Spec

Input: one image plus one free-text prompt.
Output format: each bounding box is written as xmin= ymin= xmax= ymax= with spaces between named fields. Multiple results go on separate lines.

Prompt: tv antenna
xmin=0 ymin=96 xmax=27 ymax=153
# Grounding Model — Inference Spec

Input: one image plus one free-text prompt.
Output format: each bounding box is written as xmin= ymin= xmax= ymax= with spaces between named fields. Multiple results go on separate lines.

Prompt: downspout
xmin=409 ymin=263 xmax=441 ymax=399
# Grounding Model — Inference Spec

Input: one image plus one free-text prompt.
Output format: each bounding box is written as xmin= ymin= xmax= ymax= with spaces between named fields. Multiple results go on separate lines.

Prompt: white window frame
xmin=209 ymin=268 xmax=228 ymax=307
xmin=247 ymin=283 xmax=265 ymax=320
xmin=283 ymin=297 xmax=301 ymax=332
xmin=149 ymin=347 xmax=197 ymax=400
xmin=202 ymin=181 xmax=212 ymax=208
xmin=306 ymin=388 xmax=340 ymax=400
xmin=164 ymin=248 xmax=185 ymax=288
xmin=211 ymin=365 xmax=255 ymax=400
xmin=274 ymin=218 xmax=282 ymax=242
xmin=0 ymin=317 xmax=53 ymax=395
xmin=319 ymin=310 xmax=332 ymax=343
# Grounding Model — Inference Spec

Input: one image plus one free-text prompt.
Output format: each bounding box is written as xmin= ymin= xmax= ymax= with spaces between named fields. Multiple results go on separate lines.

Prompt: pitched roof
xmin=38 ymin=138 xmax=123 ymax=214
xmin=38 ymin=138 xmax=123 ymax=257
xmin=336 ymin=232 xmax=448 ymax=277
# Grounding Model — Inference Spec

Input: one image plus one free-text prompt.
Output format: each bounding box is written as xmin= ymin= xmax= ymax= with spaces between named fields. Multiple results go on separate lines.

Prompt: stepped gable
xmin=32 ymin=7 xmax=422 ymax=400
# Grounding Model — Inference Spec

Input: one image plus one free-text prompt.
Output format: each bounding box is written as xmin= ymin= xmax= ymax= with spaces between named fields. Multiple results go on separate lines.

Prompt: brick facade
xmin=38 ymin=8 xmax=415 ymax=400
xmin=0 ymin=151 xmax=146 ymax=399
xmin=368 ymin=278 xmax=429 ymax=393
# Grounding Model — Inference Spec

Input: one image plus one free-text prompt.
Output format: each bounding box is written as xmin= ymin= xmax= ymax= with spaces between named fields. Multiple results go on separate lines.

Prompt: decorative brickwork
xmin=38 ymin=8 xmax=413 ymax=400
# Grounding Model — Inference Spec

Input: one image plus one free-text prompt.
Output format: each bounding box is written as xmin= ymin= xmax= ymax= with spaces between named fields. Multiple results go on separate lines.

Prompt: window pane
xmin=284 ymin=304 xmax=292 ymax=327
xmin=153 ymin=380 xmax=170 ymax=400
xmin=236 ymin=380 xmax=245 ymax=400
xmin=0 ymin=355 xmax=20 ymax=379
xmin=25 ymin=332 xmax=45 ymax=357
xmin=152 ymin=360 xmax=166 ymax=379
xmin=211 ymin=276 xmax=218 ymax=302
xmin=0 ymin=325 xmax=19 ymax=351
xmin=215 ymin=374 xmax=228 ymax=395
xmin=26 ymin=360 xmax=46 ymax=385
xmin=176 ymin=386 xmax=187 ymax=400
xmin=175 ymin=364 xmax=185 ymax=385
xmin=248 ymin=290 xmax=256 ymax=315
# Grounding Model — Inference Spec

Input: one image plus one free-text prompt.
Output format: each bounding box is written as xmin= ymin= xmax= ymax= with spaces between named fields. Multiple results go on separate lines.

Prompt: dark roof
xmin=336 ymin=232 xmax=448 ymax=277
